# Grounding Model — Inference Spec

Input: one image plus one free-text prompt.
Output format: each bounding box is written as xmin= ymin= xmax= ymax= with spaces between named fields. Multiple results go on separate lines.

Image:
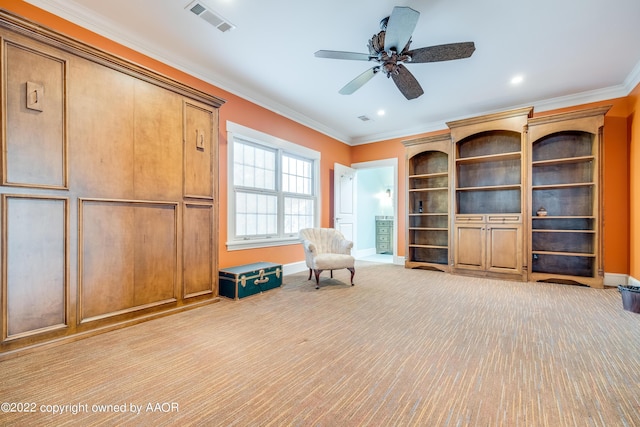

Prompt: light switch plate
xmin=26 ymin=81 xmax=44 ymax=112
xmin=196 ymin=129 xmax=205 ymax=150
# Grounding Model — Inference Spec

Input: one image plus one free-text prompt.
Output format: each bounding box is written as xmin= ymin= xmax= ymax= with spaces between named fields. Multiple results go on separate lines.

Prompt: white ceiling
xmin=24 ymin=0 xmax=640 ymax=145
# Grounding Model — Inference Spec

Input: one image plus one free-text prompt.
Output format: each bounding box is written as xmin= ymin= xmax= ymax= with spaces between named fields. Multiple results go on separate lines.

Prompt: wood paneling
xmin=3 ymin=40 xmax=66 ymax=188
xmin=184 ymin=102 xmax=214 ymax=199
xmin=79 ymin=200 xmax=178 ymax=322
xmin=0 ymin=11 xmax=224 ymax=355
xmin=132 ymin=203 xmax=177 ymax=306
xmin=79 ymin=200 xmax=135 ymax=320
xmin=183 ymin=203 xmax=214 ymax=298
xmin=3 ymin=195 xmax=67 ymax=338
xmin=68 ymin=58 xmax=135 ymax=198
xmin=134 ymin=80 xmax=182 ymax=201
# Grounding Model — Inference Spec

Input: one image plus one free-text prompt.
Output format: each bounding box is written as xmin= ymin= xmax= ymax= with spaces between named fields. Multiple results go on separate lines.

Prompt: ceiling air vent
xmin=358 ymin=115 xmax=372 ymax=122
xmin=186 ymin=1 xmax=236 ymax=33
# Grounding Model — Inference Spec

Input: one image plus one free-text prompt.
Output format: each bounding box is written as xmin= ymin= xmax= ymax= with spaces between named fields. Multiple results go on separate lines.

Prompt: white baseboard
xmin=354 ymin=247 xmax=376 ymax=259
xmin=604 ymin=272 xmax=628 ymax=287
xmin=629 ymin=275 xmax=640 ymax=287
xmin=283 ymin=261 xmax=307 ymax=276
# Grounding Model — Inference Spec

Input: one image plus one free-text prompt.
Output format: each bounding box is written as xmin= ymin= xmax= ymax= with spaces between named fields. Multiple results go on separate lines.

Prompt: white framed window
xmin=227 ymin=122 xmax=320 ymax=250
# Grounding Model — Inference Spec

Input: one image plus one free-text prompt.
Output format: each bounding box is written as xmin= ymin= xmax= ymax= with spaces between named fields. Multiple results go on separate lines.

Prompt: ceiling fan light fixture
xmin=315 ymin=6 xmax=475 ymax=100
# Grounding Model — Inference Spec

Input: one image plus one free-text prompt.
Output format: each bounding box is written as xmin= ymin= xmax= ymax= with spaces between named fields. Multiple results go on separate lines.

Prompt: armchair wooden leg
xmin=348 ymin=267 xmax=355 ymax=286
xmin=313 ymin=269 xmax=322 ymax=289
xmin=308 ymin=268 xmax=312 ymax=281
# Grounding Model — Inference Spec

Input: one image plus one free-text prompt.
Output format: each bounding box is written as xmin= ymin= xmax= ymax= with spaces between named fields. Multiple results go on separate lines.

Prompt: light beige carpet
xmin=1 ymin=261 xmax=639 ymax=426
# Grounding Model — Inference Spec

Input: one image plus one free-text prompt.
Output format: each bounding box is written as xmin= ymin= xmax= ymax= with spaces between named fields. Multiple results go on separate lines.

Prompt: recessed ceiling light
xmin=511 ymin=75 xmax=524 ymax=85
xmin=377 ymin=109 xmax=386 ymax=116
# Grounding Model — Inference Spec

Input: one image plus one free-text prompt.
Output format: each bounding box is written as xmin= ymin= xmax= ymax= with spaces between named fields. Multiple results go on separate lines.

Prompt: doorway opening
xmin=352 ymin=158 xmax=398 ymax=265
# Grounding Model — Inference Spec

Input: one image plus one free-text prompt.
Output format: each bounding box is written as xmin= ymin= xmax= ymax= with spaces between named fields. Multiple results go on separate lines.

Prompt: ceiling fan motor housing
xmin=315 ymin=6 xmax=475 ymax=100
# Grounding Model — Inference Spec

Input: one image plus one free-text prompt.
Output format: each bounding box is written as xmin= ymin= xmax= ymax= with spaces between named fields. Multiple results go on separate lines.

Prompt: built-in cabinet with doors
xmin=448 ymin=108 xmax=530 ymax=281
xmin=403 ymin=105 xmax=609 ymax=288
xmin=0 ymin=11 xmax=225 ymax=356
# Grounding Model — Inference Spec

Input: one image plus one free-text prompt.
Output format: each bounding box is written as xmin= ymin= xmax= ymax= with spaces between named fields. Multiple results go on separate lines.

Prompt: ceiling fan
xmin=314 ymin=6 xmax=475 ymax=100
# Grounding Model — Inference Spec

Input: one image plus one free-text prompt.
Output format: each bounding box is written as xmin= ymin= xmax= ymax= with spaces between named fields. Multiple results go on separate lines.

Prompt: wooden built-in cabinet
xmin=448 ymin=108 xmax=531 ymax=281
xmin=403 ymin=106 xmax=608 ymax=288
xmin=403 ymin=134 xmax=451 ymax=271
xmin=527 ymin=106 xmax=609 ymax=288
xmin=0 ymin=11 xmax=225 ymax=356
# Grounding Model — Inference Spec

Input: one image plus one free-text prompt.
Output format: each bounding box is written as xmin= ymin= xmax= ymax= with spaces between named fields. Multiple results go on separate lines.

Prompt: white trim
xmin=227 ymin=122 xmax=321 ymax=159
xmin=604 ymin=272 xmax=629 ymax=287
xmin=282 ymin=260 xmax=308 ymax=276
xmin=226 ymin=121 xmax=321 ymax=250
xmin=393 ymin=255 xmax=405 ymax=266
xmin=354 ymin=247 xmax=377 ymax=259
xmin=351 ymin=158 xmax=399 ymax=262
xmin=226 ymin=237 xmax=302 ymax=252
xmin=629 ymin=275 xmax=640 ymax=288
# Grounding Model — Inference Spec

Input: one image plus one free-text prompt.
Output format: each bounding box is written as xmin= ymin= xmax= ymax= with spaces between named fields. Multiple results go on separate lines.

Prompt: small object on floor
xmin=618 ymin=285 xmax=640 ymax=313
xmin=219 ymin=262 xmax=282 ymax=300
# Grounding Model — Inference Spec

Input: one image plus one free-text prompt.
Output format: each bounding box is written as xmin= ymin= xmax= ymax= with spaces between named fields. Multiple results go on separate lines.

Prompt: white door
xmin=334 ymin=162 xmax=356 ymax=243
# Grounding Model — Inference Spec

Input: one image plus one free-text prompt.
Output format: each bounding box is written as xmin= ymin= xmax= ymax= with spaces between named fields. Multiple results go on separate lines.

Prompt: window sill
xmin=226 ymin=236 xmax=301 ymax=251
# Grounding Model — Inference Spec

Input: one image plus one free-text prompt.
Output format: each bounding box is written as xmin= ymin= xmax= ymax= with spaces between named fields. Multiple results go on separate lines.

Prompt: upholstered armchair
xmin=299 ymin=228 xmax=355 ymax=289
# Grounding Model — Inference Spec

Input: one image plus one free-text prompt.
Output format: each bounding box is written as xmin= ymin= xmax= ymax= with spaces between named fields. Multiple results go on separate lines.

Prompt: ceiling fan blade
xmin=314 ymin=50 xmax=373 ymax=61
xmin=406 ymin=42 xmax=476 ymax=63
xmin=383 ymin=6 xmax=419 ymax=53
xmin=391 ymin=64 xmax=424 ymax=100
xmin=339 ymin=67 xmax=380 ymax=95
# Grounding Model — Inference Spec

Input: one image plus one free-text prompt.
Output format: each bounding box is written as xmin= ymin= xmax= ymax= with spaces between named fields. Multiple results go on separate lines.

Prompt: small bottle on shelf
xmin=418 ymin=201 xmax=423 ymax=213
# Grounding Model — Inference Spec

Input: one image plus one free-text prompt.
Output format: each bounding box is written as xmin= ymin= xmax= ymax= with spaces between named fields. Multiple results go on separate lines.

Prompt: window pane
xmin=282 ymin=154 xmax=312 ymax=195
xmin=265 ymin=169 xmax=275 ymax=190
xmin=234 ymin=140 xmax=276 ymax=190
xmin=235 ymin=191 xmax=278 ymax=238
xmin=284 ymin=197 xmax=314 ymax=234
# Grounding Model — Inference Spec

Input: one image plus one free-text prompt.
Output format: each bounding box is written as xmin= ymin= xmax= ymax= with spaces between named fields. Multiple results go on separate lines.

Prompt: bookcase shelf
xmin=403 ymin=134 xmax=451 ymax=272
xmin=402 ymin=105 xmax=610 ymax=288
xmin=527 ymin=106 xmax=610 ymax=287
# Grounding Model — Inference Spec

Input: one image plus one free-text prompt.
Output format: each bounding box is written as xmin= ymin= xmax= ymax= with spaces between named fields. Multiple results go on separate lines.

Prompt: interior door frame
xmin=333 ymin=162 xmax=357 ymax=244
xmin=351 ymin=158 xmax=399 ymax=263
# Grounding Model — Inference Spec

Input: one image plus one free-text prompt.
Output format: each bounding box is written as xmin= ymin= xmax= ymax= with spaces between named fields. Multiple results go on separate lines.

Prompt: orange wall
xmin=1 ymin=1 xmax=635 ymax=276
xmin=629 ymin=84 xmax=640 ymax=280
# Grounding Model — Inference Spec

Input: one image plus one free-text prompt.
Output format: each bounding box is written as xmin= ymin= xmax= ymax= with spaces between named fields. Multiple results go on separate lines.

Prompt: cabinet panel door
xmin=80 ymin=202 xmax=135 ymax=320
xmin=184 ymin=102 xmax=214 ymax=199
xmin=133 ymin=204 xmax=177 ymax=306
xmin=134 ymin=79 xmax=182 ymax=200
xmin=183 ymin=203 xmax=214 ymax=298
xmin=5 ymin=41 xmax=67 ymax=188
xmin=5 ymin=196 xmax=67 ymax=338
xmin=454 ymin=224 xmax=485 ymax=270
xmin=487 ymin=225 xmax=522 ymax=273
